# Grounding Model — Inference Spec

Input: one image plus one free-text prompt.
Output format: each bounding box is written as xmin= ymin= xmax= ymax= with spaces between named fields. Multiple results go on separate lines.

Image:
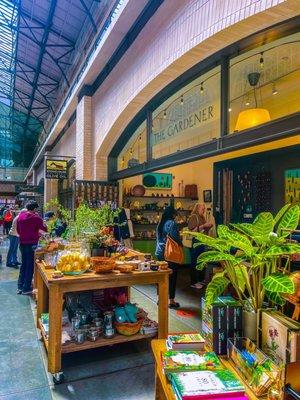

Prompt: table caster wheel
xmin=53 ymin=372 xmax=65 ymax=385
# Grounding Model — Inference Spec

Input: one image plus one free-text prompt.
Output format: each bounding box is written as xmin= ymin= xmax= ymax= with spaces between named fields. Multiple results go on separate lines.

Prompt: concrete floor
xmin=0 ymin=239 xmax=202 ymax=400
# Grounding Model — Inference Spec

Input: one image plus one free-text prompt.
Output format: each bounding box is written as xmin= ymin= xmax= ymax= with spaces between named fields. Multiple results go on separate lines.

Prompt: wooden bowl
xmin=115 ymin=264 xmax=135 ymax=273
xmin=115 ymin=319 xmax=143 ymax=336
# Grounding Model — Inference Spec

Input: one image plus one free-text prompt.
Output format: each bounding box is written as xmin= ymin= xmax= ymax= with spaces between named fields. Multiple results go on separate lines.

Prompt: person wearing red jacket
xmin=17 ymin=201 xmax=47 ymax=295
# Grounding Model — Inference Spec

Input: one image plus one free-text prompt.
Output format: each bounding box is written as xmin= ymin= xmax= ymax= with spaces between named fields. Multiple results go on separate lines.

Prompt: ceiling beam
xmin=19 ymin=9 xmax=75 ymax=46
xmin=20 ymin=0 xmax=58 ymax=138
xmin=79 ymin=0 xmax=97 ymax=33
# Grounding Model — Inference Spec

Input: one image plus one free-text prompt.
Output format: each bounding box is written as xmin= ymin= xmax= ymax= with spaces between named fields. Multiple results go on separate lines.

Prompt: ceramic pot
xmin=91 ymin=247 xmax=107 ymax=257
xmin=243 ymin=310 xmax=258 ymax=342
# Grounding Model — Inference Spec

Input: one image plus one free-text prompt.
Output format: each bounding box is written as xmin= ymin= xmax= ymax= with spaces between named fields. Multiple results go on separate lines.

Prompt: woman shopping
xmin=155 ymin=206 xmax=183 ymax=309
xmin=188 ymin=203 xmax=213 ymax=289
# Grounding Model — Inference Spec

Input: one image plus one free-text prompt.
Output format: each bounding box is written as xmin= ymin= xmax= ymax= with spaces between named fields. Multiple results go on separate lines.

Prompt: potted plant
xmin=191 ymin=204 xmax=300 ymax=340
xmin=67 ymin=203 xmax=120 ymax=256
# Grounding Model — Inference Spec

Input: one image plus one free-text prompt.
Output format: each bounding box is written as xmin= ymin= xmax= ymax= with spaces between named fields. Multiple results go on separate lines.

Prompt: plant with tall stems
xmin=191 ymin=204 xmax=300 ymax=311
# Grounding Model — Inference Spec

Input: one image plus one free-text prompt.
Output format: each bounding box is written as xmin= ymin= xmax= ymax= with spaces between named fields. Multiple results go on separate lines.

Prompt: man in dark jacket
xmin=17 ymin=201 xmax=47 ymax=295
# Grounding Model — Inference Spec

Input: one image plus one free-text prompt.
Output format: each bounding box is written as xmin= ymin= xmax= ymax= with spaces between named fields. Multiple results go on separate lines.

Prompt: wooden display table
xmin=36 ymin=262 xmax=171 ymax=381
xmin=151 ymin=339 xmax=259 ymax=400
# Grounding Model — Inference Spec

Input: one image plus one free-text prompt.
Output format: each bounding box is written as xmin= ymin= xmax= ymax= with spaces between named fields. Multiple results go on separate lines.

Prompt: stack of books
xmin=167 ymin=333 xmax=205 ymax=351
xmin=201 ymin=296 xmax=243 ymax=355
xmin=169 ymin=370 xmax=247 ymax=400
xmin=164 ymin=333 xmax=247 ymax=399
xmin=261 ymin=310 xmax=300 ymax=364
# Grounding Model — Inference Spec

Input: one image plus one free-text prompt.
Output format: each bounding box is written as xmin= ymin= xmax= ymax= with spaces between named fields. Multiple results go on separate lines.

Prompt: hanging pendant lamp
xmin=235 ymin=108 xmax=271 ymax=131
xmin=235 ymin=72 xmax=271 ymax=132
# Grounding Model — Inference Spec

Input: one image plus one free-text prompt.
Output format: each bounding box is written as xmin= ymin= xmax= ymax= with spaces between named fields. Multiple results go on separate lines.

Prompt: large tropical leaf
xmin=273 ymin=204 xmax=291 ymax=226
xmin=196 ymin=251 xmax=237 ymax=270
xmin=217 ymin=225 xmax=230 ymax=239
xmin=230 ymin=223 xmax=254 ymax=237
xmin=277 ymin=204 xmax=300 ymax=238
xmin=205 ymin=276 xmax=229 ymax=306
xmin=252 ymin=212 xmax=274 ymax=238
xmin=262 ymin=273 xmax=295 ymax=294
xmin=234 ymin=264 xmax=248 ymax=293
xmin=190 ymin=232 xmax=229 ymax=252
xmin=265 ymin=290 xmax=286 ymax=306
xmin=266 ymin=244 xmax=300 ymax=256
xmin=220 ymin=230 xmax=253 ymax=257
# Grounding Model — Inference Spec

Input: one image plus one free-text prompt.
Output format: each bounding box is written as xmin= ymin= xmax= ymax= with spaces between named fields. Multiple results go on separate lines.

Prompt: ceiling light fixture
xmin=200 ymin=82 xmax=204 ymax=94
xmin=235 ymin=72 xmax=270 ymax=132
xmin=259 ymin=52 xmax=264 ymax=69
xmin=272 ymin=82 xmax=278 ymax=95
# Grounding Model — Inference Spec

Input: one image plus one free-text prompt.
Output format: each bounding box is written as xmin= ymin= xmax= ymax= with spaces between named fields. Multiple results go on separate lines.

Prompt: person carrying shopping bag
xmin=155 ymin=206 xmax=183 ymax=309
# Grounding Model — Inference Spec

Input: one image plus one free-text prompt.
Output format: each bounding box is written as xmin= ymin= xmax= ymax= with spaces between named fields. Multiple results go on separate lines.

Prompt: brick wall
xmin=76 ymin=96 xmax=93 ymax=180
xmin=91 ymin=0 xmax=299 ymax=179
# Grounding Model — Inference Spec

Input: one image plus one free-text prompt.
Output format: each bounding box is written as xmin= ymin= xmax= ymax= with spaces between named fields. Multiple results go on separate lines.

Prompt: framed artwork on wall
xmin=203 ymin=189 xmax=212 ymax=203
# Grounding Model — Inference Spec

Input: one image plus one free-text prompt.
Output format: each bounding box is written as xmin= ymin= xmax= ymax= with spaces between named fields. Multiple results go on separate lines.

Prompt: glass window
xmin=151 ymin=66 xmax=221 ymax=159
xmin=117 ymin=121 xmax=146 ymax=170
xmin=229 ymin=32 xmax=300 ymax=133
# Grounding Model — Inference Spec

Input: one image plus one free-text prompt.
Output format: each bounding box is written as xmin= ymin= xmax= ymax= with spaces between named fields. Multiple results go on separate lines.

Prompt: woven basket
xmin=91 ymin=257 xmax=115 ymax=273
xmin=115 ymin=319 xmax=143 ymax=336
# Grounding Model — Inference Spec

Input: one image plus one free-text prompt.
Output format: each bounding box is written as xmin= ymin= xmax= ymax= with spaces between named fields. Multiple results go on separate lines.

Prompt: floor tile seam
xmin=132 ymin=286 xmax=198 ymax=329
xmin=0 ymin=383 xmax=52 ymax=398
xmin=55 ymin=360 xmax=155 ymax=387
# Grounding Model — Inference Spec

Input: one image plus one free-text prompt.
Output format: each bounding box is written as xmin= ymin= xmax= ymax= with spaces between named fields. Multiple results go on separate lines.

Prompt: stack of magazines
xmin=164 ymin=333 xmax=248 ymax=400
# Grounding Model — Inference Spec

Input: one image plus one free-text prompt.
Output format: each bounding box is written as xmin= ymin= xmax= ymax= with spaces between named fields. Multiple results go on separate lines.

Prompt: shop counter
xmin=151 ymin=339 xmax=260 ymax=400
xmin=35 ymin=262 xmax=171 ymax=380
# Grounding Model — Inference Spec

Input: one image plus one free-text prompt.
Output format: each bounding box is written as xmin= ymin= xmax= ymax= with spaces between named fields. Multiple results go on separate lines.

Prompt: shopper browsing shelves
xmin=17 ymin=201 xmax=47 ymax=295
xmin=155 ymin=206 xmax=183 ymax=308
xmin=188 ymin=203 xmax=213 ymax=290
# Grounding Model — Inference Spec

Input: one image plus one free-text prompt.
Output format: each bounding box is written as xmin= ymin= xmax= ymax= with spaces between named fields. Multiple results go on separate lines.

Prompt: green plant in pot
xmin=67 ymin=203 xmax=120 ymax=255
xmin=190 ymin=204 xmax=300 ymax=340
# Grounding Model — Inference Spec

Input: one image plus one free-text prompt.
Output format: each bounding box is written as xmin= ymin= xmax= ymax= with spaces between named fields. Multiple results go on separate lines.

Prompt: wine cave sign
xmin=45 ymin=159 xmax=68 ymax=179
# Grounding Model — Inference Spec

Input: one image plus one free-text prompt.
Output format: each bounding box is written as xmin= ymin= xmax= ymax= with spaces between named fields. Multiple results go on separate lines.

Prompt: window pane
xmin=229 ymin=32 xmax=300 ymax=133
xmin=151 ymin=66 xmax=221 ymax=159
xmin=117 ymin=121 xmax=147 ymax=170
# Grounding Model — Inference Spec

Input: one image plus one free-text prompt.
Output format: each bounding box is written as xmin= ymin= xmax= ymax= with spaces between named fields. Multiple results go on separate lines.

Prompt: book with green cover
xmin=170 ymin=369 xmax=245 ymax=399
xmin=162 ymin=351 xmax=222 ymax=373
xmin=167 ymin=333 xmax=205 ymax=350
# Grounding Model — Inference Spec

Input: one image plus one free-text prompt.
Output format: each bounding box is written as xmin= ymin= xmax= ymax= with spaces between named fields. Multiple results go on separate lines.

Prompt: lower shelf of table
xmin=38 ymin=319 xmax=156 ymax=354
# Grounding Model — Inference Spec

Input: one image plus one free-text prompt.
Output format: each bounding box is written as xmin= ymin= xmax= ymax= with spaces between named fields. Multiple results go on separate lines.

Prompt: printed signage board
xmin=142 ymin=173 xmax=172 ymax=189
xmin=46 ymin=159 xmax=68 ymax=179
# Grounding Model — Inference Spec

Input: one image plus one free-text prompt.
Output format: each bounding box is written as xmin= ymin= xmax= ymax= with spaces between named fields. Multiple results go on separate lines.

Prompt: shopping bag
xmin=182 ymin=228 xmax=193 ymax=248
xmin=164 ymin=236 xmax=184 ymax=264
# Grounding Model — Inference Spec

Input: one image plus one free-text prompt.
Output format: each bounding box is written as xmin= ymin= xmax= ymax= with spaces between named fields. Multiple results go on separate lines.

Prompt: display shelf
xmin=39 ymin=319 xmax=156 ymax=354
xmin=131 ymin=209 xmax=191 ymax=212
xmin=38 ymin=319 xmax=49 ymax=351
xmin=132 ymin=222 xmax=158 ymax=226
xmin=36 ymin=262 xmax=171 ymax=375
xmin=133 ymin=238 xmax=156 ymax=241
xmin=124 ymin=195 xmax=198 ymax=200
xmin=61 ymin=332 xmax=157 ymax=354
xmin=133 ymin=222 xmax=185 ymax=226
